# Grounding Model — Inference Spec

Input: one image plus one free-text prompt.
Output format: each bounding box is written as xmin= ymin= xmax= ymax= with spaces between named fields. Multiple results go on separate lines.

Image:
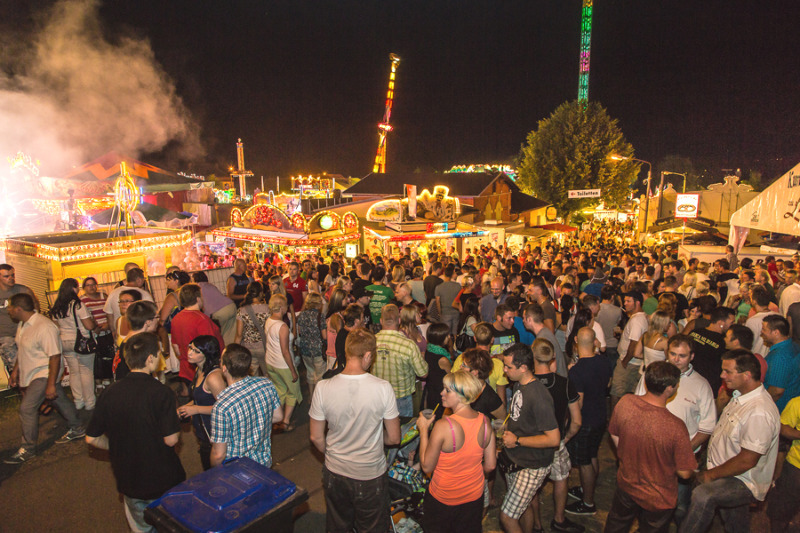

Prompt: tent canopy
xmin=91 ymin=201 xmax=192 ymax=226
xmin=730 ymin=161 xmax=800 ymax=237
xmin=61 ymin=152 xmax=203 ymax=194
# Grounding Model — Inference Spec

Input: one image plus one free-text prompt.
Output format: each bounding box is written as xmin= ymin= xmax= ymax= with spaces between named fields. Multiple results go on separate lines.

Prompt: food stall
xmin=3 ymin=227 xmax=192 ymax=310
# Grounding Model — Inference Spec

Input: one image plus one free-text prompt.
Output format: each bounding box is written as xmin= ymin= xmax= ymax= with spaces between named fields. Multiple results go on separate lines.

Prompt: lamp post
xmin=662 ymin=171 xmax=688 ymax=193
xmin=610 ymin=155 xmax=651 ymax=236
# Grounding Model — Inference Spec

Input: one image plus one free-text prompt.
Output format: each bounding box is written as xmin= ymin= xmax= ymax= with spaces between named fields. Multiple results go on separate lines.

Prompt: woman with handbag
xmin=51 ymin=278 xmax=98 ymax=411
xmin=454 ymin=295 xmax=480 ymax=354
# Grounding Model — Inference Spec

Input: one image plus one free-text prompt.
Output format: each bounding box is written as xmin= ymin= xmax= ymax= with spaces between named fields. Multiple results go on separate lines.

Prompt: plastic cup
xmin=491 ymin=419 xmax=505 ymax=450
xmin=421 ymin=409 xmax=434 ymax=420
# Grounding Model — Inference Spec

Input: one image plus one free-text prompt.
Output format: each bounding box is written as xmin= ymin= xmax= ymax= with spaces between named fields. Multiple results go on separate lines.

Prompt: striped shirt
xmin=81 ymin=295 xmax=108 ymax=327
xmin=211 ymin=376 xmax=280 ymax=467
xmin=372 ymin=329 xmax=428 ymax=399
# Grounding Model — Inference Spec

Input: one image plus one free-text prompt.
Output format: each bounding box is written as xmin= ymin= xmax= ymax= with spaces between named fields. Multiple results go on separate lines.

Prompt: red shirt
xmin=283 ymin=276 xmax=307 ymax=312
xmin=170 ymin=310 xmax=224 ymax=382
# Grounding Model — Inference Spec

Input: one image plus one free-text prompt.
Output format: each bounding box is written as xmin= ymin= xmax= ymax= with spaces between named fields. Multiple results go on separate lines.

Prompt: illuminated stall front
xmin=3 ymin=227 xmax=192 ymax=311
xmin=363 ymin=186 xmax=488 ymax=259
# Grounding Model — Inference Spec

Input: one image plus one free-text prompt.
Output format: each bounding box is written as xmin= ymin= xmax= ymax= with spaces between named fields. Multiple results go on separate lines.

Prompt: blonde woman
xmin=635 ymin=310 xmax=671 ymax=372
xmin=400 ymin=304 xmax=427 ymax=355
xmin=678 ymin=272 xmax=697 ymax=301
xmin=264 ymin=294 xmax=301 ymax=432
xmin=389 ymin=264 xmax=407 ymax=292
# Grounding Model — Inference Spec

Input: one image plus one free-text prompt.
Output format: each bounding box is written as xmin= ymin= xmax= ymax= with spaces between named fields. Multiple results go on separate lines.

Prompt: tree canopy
xmin=517 ymin=100 xmax=639 ymax=220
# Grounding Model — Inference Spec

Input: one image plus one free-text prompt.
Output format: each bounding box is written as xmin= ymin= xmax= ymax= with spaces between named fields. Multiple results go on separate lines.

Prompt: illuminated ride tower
xmin=373 ymin=53 xmax=401 ymax=173
xmin=578 ymin=0 xmax=593 ymax=102
xmin=230 ymin=138 xmax=254 ymax=197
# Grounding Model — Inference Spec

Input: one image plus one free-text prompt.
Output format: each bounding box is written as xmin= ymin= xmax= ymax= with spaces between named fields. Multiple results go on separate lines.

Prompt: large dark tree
xmin=517 ymin=101 xmax=639 ymax=221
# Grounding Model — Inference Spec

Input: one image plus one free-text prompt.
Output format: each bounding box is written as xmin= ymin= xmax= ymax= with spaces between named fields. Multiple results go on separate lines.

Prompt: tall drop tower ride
xmin=578 ymin=0 xmax=593 ymax=102
xmin=373 ymin=53 xmax=401 ymax=173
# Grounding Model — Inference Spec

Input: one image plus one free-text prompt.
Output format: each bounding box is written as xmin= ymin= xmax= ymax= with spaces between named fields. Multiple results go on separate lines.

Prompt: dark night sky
xmin=10 ymin=1 xmax=800 ymax=181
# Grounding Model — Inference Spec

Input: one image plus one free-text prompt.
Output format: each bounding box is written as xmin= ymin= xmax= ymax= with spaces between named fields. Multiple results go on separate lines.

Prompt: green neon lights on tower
xmin=578 ymin=0 xmax=593 ymax=102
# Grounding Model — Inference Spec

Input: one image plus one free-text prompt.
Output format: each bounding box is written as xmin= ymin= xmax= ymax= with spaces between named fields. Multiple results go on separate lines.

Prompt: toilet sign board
xmin=568 ymin=189 xmax=601 ymax=198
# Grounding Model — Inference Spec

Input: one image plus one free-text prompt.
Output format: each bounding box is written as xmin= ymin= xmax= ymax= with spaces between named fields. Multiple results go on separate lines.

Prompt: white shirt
xmin=309 ymin=372 xmax=399 ymax=480
xmin=565 ymin=317 xmax=607 ymax=350
xmin=618 ymin=311 xmax=648 ymax=366
xmin=16 ymin=312 xmax=63 ymax=387
xmin=635 ymin=365 xmax=716 ymax=451
xmin=779 ymin=283 xmax=800 ymax=316
xmin=745 ymin=311 xmax=779 ymax=356
xmin=707 ymin=385 xmax=780 ymax=501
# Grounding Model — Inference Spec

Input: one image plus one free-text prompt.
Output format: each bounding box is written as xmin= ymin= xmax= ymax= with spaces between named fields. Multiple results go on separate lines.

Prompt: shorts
xmin=501 ymin=466 xmax=550 ymax=520
xmin=548 ymin=440 xmax=571 ymax=481
xmin=265 ymin=365 xmax=303 ymax=406
xmin=567 ymin=425 xmax=606 ymax=466
xmin=778 ymin=435 xmax=792 ymax=453
xmin=610 ymin=359 xmax=642 ymax=397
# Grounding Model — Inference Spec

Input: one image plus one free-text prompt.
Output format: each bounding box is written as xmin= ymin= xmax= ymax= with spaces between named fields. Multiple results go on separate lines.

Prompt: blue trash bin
xmin=144 ymin=457 xmax=308 ymax=533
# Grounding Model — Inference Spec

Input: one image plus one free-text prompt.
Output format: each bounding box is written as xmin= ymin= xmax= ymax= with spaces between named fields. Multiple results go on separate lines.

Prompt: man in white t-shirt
xmin=745 ymin=285 xmax=778 ymax=357
xmin=610 ymin=291 xmax=649 ymax=410
xmin=309 ymin=327 xmax=400 ymax=533
xmin=103 ymin=268 xmax=153 ymax=337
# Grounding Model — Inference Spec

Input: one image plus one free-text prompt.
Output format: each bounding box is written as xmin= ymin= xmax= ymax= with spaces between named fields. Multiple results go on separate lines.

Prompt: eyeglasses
xmin=119 ymin=299 xmax=135 ymax=304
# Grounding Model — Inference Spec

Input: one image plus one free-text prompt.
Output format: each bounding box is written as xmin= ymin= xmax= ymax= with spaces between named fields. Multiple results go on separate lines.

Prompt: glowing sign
xmin=319 ymin=214 xmax=334 ymax=230
xmin=366 ymin=185 xmax=460 ymax=223
xmin=675 ymin=194 xmax=699 ymax=219
xmin=8 ymin=151 xmax=40 ymax=176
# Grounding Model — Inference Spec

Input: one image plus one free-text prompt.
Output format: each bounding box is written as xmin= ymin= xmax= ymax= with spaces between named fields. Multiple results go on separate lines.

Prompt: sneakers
xmin=4 ymin=448 xmax=35 ymax=464
xmin=56 ymin=427 xmax=86 ymax=444
xmin=551 ymin=517 xmax=586 ymax=533
xmin=565 ymin=500 xmax=597 ymax=515
xmin=567 ymin=486 xmax=584 ymax=501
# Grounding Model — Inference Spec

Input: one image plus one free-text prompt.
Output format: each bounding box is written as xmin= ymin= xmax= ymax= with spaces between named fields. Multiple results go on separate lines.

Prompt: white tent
xmin=729 ymin=161 xmax=800 ymax=251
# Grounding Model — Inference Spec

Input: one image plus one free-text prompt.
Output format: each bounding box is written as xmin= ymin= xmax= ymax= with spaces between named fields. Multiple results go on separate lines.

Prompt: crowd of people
xmin=2 ymin=236 xmax=800 ymax=532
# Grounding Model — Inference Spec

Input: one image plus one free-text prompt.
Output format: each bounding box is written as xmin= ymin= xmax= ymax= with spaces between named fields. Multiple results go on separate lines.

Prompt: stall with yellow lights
xmin=2 ymin=227 xmax=193 ymax=310
xmin=362 ymin=186 xmax=488 ymax=259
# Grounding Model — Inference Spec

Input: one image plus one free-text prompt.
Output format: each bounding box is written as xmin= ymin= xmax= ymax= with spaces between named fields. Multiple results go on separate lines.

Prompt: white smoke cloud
xmin=0 ymin=0 xmax=201 ymax=175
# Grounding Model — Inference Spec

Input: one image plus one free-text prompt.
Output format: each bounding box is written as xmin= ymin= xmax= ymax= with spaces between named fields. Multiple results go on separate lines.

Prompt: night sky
xmin=7 ymin=1 xmax=800 ymax=183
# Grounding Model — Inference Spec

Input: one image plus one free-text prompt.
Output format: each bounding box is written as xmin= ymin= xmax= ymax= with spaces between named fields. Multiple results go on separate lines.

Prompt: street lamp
xmin=610 ymin=155 xmax=652 ymax=234
xmin=656 ymin=170 xmax=688 ymax=219
xmin=662 ymin=171 xmax=688 ymax=193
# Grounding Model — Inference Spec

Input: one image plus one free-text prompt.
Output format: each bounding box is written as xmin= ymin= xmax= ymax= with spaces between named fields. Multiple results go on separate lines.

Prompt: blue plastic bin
xmin=144 ymin=457 xmax=308 ymax=533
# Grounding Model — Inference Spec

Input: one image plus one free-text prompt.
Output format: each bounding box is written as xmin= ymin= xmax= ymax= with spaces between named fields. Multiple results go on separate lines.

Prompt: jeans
xmin=63 ymin=350 xmax=96 ymax=409
xmin=604 ymin=487 xmax=674 ymax=533
xmin=300 ymin=353 xmax=327 ymax=394
xmin=674 ymin=477 xmax=692 ymax=526
xmin=20 ymin=377 xmax=82 ymax=451
xmin=123 ymin=496 xmax=156 ymax=532
xmin=322 ymin=466 xmax=389 ymax=533
xmin=396 ymin=395 xmax=413 ymax=417
xmin=679 ymin=477 xmax=754 ymax=533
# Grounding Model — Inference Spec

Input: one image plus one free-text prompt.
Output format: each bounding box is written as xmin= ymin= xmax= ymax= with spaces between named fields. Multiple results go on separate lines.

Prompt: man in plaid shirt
xmin=211 ymin=344 xmax=282 ymax=467
xmin=371 ymin=304 xmax=428 ymax=417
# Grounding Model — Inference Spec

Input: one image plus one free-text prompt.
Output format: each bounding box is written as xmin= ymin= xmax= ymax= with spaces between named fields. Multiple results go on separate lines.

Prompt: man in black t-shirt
xmin=500 ymin=343 xmax=560 ymax=532
xmin=489 ymin=304 xmax=521 ymax=358
xmin=87 ymin=332 xmax=185 ymax=532
xmin=689 ymin=307 xmax=734 ymax=396
xmin=531 ymin=339 xmax=584 ymax=533
xmin=423 ymin=261 xmax=443 ymax=306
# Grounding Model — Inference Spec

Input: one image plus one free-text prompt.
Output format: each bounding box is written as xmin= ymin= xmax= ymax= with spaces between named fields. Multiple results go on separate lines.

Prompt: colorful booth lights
xmin=291 ymin=212 xmax=307 ymax=231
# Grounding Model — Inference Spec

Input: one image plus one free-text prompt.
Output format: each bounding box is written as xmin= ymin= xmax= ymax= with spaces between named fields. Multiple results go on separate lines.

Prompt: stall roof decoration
xmin=3 ymin=228 xmax=191 ymax=262
xmin=364 ymin=222 xmax=487 ymax=243
xmin=210 ymin=227 xmax=358 ymax=247
xmin=346 ymin=172 xmax=499 ymax=198
xmin=61 ymin=152 xmax=204 ymax=195
xmin=234 ymin=203 xmax=304 ymax=234
xmin=534 ymin=223 xmax=579 ymax=232
xmin=31 ymin=197 xmax=116 ymax=216
xmin=366 ymin=185 xmax=461 ymax=223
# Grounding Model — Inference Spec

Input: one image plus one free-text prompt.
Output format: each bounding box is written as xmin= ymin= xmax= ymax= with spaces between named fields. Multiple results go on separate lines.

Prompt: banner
xmin=406 ymin=184 xmax=417 ymax=219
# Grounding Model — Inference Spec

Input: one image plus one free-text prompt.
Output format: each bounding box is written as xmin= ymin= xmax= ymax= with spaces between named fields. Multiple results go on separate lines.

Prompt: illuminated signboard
xmin=675 ymin=194 xmax=699 ymax=219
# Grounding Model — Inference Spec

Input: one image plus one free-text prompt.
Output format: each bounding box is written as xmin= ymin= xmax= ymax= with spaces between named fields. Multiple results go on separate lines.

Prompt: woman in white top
xmin=636 ymin=310 xmax=671 ymax=372
xmin=51 ymin=278 xmax=98 ymax=410
xmin=678 ymin=271 xmax=697 ymax=301
xmin=264 ymin=293 xmax=302 ymax=433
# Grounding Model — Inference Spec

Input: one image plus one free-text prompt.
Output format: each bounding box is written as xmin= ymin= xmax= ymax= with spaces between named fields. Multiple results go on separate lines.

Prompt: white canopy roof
xmin=729 ymin=161 xmax=800 ymax=247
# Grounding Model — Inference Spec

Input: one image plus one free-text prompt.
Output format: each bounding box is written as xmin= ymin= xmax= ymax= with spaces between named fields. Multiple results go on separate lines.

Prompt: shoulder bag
xmin=72 ymin=302 xmax=97 ymax=355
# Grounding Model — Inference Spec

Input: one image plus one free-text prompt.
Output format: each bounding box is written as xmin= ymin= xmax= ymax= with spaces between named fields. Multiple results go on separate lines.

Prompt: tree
xmin=517 ymin=100 xmax=639 ymax=221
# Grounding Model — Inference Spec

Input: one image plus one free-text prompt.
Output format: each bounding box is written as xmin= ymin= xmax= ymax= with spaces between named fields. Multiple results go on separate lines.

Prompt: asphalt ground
xmin=0 ymin=379 xmax=776 ymax=533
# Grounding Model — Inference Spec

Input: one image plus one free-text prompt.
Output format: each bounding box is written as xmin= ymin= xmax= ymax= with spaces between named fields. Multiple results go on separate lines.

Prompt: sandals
xmin=271 ymin=421 xmax=296 ymax=434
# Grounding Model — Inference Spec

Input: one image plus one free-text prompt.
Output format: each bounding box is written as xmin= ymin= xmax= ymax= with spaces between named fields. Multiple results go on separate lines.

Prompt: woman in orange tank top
xmin=417 ymin=370 xmax=497 ymax=533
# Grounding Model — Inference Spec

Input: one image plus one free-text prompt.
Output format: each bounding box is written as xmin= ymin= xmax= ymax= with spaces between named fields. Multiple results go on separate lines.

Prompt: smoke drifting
xmin=0 ymin=0 xmax=201 ymax=175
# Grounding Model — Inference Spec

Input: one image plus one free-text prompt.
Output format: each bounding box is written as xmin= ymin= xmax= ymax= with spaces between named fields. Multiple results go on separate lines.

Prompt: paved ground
xmin=0 ymin=381 xmax=777 ymax=533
